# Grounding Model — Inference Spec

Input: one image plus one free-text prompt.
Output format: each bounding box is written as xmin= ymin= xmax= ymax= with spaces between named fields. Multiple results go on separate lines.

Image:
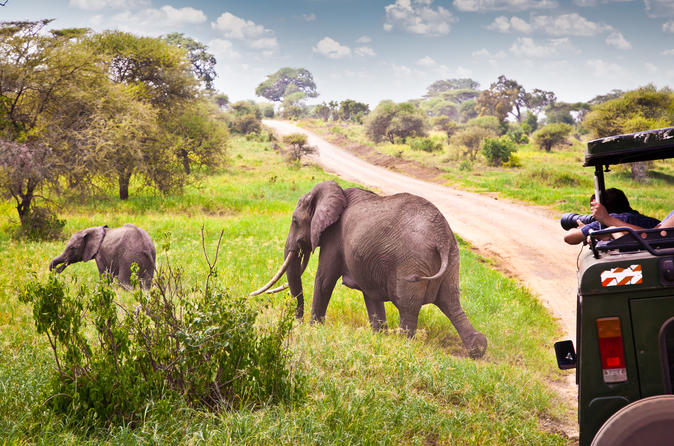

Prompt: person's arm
xmin=591 ymin=201 xmax=646 ymax=230
xmin=657 ymin=213 xmax=674 ymax=228
xmin=564 ymin=227 xmax=587 ymax=245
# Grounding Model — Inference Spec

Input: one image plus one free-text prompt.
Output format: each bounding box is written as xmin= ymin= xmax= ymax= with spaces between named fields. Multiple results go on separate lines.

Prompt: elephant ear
xmin=310 ymin=181 xmax=346 ymax=252
xmin=82 ymin=226 xmax=106 ymax=262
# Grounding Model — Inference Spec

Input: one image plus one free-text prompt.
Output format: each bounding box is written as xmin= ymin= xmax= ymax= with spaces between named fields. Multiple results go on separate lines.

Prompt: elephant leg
xmin=310 ymin=250 xmax=341 ymax=324
xmin=363 ymin=294 xmax=387 ymax=331
xmin=399 ymin=304 xmax=422 ymax=338
xmin=435 ymin=272 xmax=487 ymax=359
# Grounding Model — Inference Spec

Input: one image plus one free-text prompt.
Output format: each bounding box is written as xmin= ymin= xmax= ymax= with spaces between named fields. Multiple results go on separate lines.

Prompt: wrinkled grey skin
xmin=49 ymin=224 xmax=156 ymax=289
xmin=283 ymin=181 xmax=487 ymax=359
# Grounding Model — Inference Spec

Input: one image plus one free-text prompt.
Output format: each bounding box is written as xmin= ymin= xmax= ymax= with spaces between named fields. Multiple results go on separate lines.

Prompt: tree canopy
xmin=255 ymin=67 xmax=318 ymax=103
xmin=163 ymin=32 xmax=217 ymax=91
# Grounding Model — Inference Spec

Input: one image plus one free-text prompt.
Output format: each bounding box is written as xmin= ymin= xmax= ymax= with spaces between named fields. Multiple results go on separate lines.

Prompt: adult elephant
xmin=252 ymin=181 xmax=487 ymax=359
xmin=49 ymin=224 xmax=156 ymax=289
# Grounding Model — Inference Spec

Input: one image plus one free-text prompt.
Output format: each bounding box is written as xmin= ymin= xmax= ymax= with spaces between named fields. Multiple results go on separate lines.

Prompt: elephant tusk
xmin=250 ymin=252 xmax=293 ymax=296
xmin=300 ymin=250 xmax=310 ymax=275
xmin=265 ymin=283 xmax=288 ymax=294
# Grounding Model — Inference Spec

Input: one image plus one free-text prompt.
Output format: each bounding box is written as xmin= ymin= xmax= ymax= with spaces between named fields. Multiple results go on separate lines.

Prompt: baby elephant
xmin=49 ymin=224 xmax=156 ymax=289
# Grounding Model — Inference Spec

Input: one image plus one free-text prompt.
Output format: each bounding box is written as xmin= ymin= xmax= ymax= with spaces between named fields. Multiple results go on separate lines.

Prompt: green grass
xmin=0 ymin=136 xmax=570 ymax=444
xmin=301 ymin=119 xmax=674 ymax=221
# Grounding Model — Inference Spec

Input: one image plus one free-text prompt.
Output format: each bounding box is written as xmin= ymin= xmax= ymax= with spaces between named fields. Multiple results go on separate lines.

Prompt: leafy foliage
xmin=282 ymin=133 xmax=316 ymax=161
xmin=408 ymin=136 xmax=443 ymax=152
xmin=451 ymin=126 xmax=497 ymax=161
xmin=163 ymin=32 xmax=217 ymax=90
xmin=20 ymin=265 xmax=305 ymax=426
xmin=255 ymin=67 xmax=318 ymax=103
xmin=365 ymin=101 xmax=427 ymax=143
xmin=532 ymin=123 xmax=573 ymax=152
xmin=481 ymin=136 xmax=517 ymax=167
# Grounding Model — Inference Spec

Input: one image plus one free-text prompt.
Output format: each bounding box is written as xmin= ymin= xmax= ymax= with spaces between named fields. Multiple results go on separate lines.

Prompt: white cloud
xmin=664 ymin=21 xmax=674 ymax=32
xmin=384 ymin=0 xmax=457 ymax=36
xmin=69 ymin=0 xmax=149 ymax=10
xmin=645 ymin=62 xmax=658 ymax=73
xmin=313 ymin=37 xmax=352 ymax=58
xmin=208 ymin=39 xmax=241 ymax=60
xmin=302 ymin=13 xmax=317 ymax=22
xmin=417 ymin=56 xmax=438 ymax=67
xmin=454 ymin=65 xmax=473 ymax=77
xmin=355 ymin=46 xmax=376 ymax=57
xmin=391 ymin=63 xmax=415 ymax=77
xmin=356 ymin=35 xmax=373 ymax=43
xmin=212 ymin=12 xmax=270 ymax=40
xmin=530 ymin=13 xmax=611 ymax=36
xmin=249 ymin=37 xmax=279 ymax=50
xmin=645 ymin=0 xmax=674 ymax=18
xmin=487 ymin=16 xmax=532 ymax=32
xmin=108 ymin=6 xmax=207 ymax=32
xmin=487 ymin=13 xmax=610 ymax=36
xmin=453 ymin=0 xmax=557 ymax=12
xmin=662 ymin=48 xmax=674 ymax=55
xmin=605 ymin=31 xmax=631 ymax=49
xmin=509 ymin=36 xmax=572 ymax=57
xmin=586 ymin=58 xmax=626 ymax=77
xmin=574 ymin=0 xmax=633 ymax=6
xmin=472 ymin=47 xmax=507 ymax=58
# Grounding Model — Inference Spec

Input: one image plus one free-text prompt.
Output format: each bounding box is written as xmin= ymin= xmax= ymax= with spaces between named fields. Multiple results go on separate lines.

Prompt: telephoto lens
xmin=560 ymin=213 xmax=595 ymax=231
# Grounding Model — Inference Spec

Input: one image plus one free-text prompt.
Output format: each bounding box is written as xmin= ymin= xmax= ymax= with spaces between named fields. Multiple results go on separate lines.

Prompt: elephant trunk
xmin=285 ymin=245 xmax=307 ymax=320
xmin=49 ymin=255 xmax=68 ymax=273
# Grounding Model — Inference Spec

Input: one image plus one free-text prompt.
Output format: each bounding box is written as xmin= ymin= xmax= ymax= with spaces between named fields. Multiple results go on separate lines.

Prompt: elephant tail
xmin=404 ymin=244 xmax=449 ymax=282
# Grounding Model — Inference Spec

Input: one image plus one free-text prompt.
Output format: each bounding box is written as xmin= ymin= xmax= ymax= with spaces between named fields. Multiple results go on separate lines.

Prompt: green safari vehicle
xmin=555 ymin=126 xmax=674 ymax=446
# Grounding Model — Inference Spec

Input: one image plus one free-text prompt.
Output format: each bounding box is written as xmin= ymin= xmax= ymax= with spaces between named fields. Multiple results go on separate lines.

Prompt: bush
xmin=481 ymin=136 xmax=517 ymax=167
xmin=20 ymin=249 xmax=305 ymax=426
xmin=230 ymin=113 xmax=262 ymax=135
xmin=409 ymin=136 xmax=443 ymax=152
xmin=16 ymin=206 xmax=65 ymax=241
xmin=282 ymin=133 xmax=316 ymax=162
xmin=532 ymin=123 xmax=573 ymax=152
xmin=451 ymin=126 xmax=497 ymax=161
xmin=365 ymin=101 xmax=427 ymax=143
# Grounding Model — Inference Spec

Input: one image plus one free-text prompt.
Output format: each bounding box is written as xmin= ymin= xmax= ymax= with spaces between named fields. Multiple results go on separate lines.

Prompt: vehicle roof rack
xmin=584 ymin=127 xmax=674 ymax=167
xmin=590 ymin=227 xmax=674 ymax=258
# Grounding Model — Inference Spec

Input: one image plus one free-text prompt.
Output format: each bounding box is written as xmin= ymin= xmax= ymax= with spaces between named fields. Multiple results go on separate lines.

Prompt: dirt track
xmin=265 ymin=120 xmax=582 ymax=340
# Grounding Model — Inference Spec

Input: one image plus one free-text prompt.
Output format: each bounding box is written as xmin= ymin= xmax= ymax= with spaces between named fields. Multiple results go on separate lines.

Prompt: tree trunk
xmin=630 ymin=162 xmax=649 ymax=183
xmin=179 ymin=149 xmax=191 ymax=174
xmin=118 ymin=170 xmax=131 ymax=200
xmin=17 ymin=193 xmax=33 ymax=226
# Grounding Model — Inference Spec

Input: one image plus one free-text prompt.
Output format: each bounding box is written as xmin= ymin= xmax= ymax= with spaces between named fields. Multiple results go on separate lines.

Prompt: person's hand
xmin=591 ymin=199 xmax=609 ymax=223
xmin=576 ymin=219 xmax=586 ymax=228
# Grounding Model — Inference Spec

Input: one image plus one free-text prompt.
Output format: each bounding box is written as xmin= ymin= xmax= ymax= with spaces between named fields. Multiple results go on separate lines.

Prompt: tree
xmin=282 ymin=133 xmax=316 ymax=162
xmin=163 ymin=33 xmax=217 ymax=90
xmin=532 ymin=123 xmax=573 ymax=152
xmin=432 ymin=115 xmax=459 ymax=142
xmin=583 ymin=85 xmax=674 ymax=181
xmin=255 ymin=67 xmax=318 ymax=103
xmin=0 ymin=20 xmax=105 ymax=223
xmin=313 ymin=102 xmax=332 ymax=121
xmin=425 ymin=78 xmax=480 ymax=97
xmin=365 ymin=101 xmax=427 ymax=143
xmin=482 ymin=136 xmax=517 ymax=166
xmin=452 ymin=126 xmax=497 ymax=160
xmin=525 ymin=88 xmax=556 ymax=116
xmin=228 ymin=100 xmax=262 ymax=135
xmin=88 ymin=31 xmax=199 ymax=199
xmin=212 ymin=93 xmax=229 ymax=109
xmin=338 ymin=99 xmax=369 ymax=122
xmin=477 ymin=75 xmax=526 ymax=122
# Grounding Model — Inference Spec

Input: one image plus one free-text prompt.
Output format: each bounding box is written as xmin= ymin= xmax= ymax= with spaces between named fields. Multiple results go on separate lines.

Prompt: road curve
xmin=264 ymin=119 xmax=582 ymax=340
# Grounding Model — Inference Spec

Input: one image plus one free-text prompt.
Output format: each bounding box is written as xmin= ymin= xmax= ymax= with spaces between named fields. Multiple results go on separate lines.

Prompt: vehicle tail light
xmin=597 ymin=317 xmax=627 ymax=383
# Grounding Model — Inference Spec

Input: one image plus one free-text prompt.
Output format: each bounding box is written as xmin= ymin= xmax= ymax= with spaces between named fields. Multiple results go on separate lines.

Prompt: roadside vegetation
xmin=0 ymin=136 xmax=569 ymax=444
xmin=297 ymin=82 xmax=674 ymax=221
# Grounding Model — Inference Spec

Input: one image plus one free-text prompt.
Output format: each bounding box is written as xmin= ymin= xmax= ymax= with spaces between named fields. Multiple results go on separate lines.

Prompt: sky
xmin=1 ymin=0 xmax=673 ymax=107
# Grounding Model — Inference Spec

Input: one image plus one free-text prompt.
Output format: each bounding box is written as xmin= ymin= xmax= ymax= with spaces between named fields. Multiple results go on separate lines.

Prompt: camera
xmin=561 ymin=213 xmax=595 ymax=231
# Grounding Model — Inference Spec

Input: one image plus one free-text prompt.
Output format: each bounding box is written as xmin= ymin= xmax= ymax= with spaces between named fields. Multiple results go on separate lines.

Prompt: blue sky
xmin=1 ymin=0 xmax=673 ymax=106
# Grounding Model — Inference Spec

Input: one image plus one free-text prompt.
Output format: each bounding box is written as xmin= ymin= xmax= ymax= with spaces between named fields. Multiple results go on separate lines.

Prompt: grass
xmin=0 ymin=135 xmax=570 ymax=444
xmin=300 ymin=119 xmax=674 ymax=221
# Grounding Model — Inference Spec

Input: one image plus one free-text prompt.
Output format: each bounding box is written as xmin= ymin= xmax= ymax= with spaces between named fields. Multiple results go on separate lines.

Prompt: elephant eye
xmin=292 ymin=217 xmax=298 ymax=225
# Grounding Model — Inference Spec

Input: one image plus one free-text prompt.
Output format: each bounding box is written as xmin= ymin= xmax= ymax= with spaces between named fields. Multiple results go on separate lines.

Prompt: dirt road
xmin=265 ymin=120 xmax=582 ymax=341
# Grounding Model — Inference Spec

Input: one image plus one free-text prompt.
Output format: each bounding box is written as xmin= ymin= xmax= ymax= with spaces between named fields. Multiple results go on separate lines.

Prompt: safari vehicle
xmin=555 ymin=126 xmax=674 ymax=445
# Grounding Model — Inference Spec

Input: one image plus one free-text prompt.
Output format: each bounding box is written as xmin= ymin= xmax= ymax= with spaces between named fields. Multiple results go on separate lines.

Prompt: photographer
xmin=563 ymin=188 xmax=660 ymax=245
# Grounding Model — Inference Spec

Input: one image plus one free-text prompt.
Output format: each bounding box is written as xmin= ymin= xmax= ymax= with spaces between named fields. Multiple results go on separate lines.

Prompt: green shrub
xmin=230 ymin=113 xmax=262 ymax=135
xmin=532 ymin=123 xmax=573 ymax=152
xmin=17 ymin=206 xmax=65 ymax=241
xmin=481 ymin=136 xmax=517 ymax=167
xmin=408 ymin=136 xmax=443 ymax=152
xmin=20 ymin=261 xmax=305 ymax=426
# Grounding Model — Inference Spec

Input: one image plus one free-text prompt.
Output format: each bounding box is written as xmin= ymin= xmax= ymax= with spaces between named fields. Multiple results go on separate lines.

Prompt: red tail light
xmin=596 ymin=317 xmax=627 ymax=383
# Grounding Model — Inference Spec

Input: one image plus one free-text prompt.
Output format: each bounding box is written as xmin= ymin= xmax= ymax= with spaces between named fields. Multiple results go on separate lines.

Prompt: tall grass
xmin=0 ymin=136 xmax=570 ymax=444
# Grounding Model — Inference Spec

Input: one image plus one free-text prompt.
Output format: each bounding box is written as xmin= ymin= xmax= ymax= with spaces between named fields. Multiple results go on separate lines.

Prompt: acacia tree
xmin=0 ymin=20 xmax=104 ymax=224
xmin=87 ymin=31 xmax=199 ymax=199
xmin=163 ymin=33 xmax=217 ymax=90
xmin=366 ymin=101 xmax=427 ymax=143
xmin=256 ymin=67 xmax=318 ymax=116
